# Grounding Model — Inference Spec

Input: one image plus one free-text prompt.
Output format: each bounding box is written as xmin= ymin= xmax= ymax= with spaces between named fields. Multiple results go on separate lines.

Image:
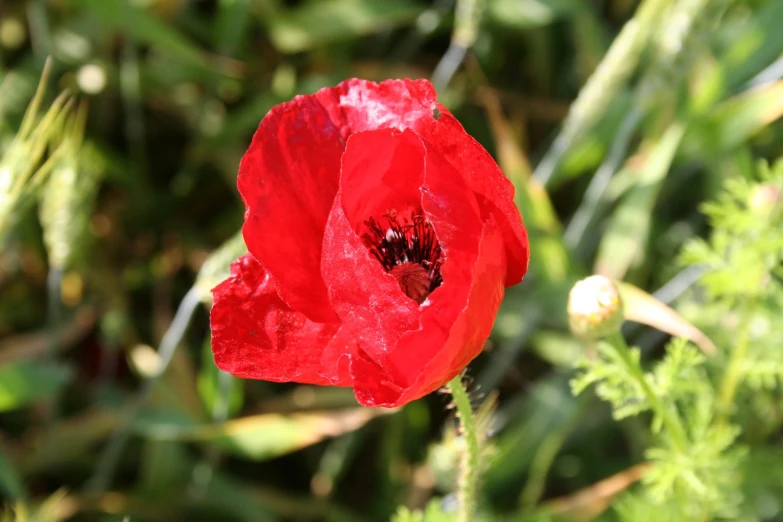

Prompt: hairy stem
xmin=605 ymin=332 xmax=688 ymax=452
xmin=447 ymin=374 xmax=480 ymax=522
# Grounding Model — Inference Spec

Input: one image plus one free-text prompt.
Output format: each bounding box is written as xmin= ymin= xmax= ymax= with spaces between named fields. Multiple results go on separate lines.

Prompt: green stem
xmin=85 ymin=286 xmax=202 ymax=495
xmin=718 ymin=305 xmax=752 ymax=421
xmin=605 ymin=333 xmax=688 ymax=452
xmin=447 ymin=374 xmax=480 ymax=522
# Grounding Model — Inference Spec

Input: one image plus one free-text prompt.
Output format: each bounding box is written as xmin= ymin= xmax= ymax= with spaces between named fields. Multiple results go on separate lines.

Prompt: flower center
xmin=362 ymin=209 xmax=444 ymax=304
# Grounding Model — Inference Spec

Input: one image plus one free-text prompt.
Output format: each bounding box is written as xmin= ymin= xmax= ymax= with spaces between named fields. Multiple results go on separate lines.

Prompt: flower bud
xmin=568 ymin=275 xmax=624 ymax=340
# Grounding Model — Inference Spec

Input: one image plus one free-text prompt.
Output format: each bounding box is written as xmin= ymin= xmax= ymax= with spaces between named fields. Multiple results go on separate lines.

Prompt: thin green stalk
xmin=564 ymin=107 xmax=643 ymax=250
xmin=447 ymin=374 xmax=480 ymax=522
xmin=534 ymin=0 xmax=670 ymax=186
xmin=120 ymin=27 xmax=149 ymax=191
xmin=605 ymin=332 xmax=689 ymax=452
xmin=717 ymin=305 xmax=752 ymax=420
xmin=40 ymin=267 xmax=64 ymax=455
xmin=432 ymin=0 xmax=485 ymax=91
xmin=188 ymin=370 xmax=233 ymax=499
xmin=26 ymin=0 xmax=52 ymax=59
xmin=85 ymin=286 xmax=202 ymax=495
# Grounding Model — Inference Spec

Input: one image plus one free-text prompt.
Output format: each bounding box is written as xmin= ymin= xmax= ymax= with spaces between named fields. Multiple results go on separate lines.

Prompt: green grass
xmin=1 ymin=0 xmax=783 ymax=520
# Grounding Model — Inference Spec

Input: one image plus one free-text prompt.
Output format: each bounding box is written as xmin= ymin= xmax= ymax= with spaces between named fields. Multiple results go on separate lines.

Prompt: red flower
xmin=210 ymin=78 xmax=529 ymax=407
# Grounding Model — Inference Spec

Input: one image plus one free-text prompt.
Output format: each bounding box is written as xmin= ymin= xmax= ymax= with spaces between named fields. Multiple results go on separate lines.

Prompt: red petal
xmin=314 ymin=78 xmax=437 ymax=137
xmin=339 ymin=128 xmax=425 ymax=232
xmin=378 ymin=133 xmax=484 ymax=377
xmin=210 ymin=254 xmax=354 ymax=386
xmin=397 ymin=217 xmax=506 ymax=405
xmin=347 ymin=137 xmax=503 ymax=407
xmin=320 ymin=129 xmax=423 ymax=370
xmin=352 ymin=217 xmax=506 ymax=407
xmin=416 ymin=108 xmax=530 ymax=286
xmin=238 ymin=95 xmax=344 ymax=323
xmin=315 ymin=77 xmax=529 ymax=286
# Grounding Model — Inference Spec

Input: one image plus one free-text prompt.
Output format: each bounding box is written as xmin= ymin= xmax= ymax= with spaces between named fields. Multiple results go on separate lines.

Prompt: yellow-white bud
xmin=567 ymin=275 xmax=624 ymax=340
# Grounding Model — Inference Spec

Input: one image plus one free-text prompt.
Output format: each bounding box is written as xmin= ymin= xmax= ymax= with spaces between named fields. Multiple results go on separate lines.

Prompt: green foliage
xmin=679 ymin=160 xmax=783 ymax=304
xmin=609 ymin=492 xmax=686 ymax=522
xmin=571 ymin=342 xmax=651 ymax=421
xmin=265 ymin=0 xmax=423 ymax=53
xmin=572 ymin=337 xmax=744 ymax=518
xmin=2 ymin=0 xmax=783 ymax=521
xmin=679 ymin=160 xmax=783 ymax=412
xmin=392 ymin=500 xmax=455 ymax=522
xmin=573 ymin=160 xmax=783 ymax=520
xmin=0 ymin=490 xmax=70 ymax=522
xmin=0 ymin=360 xmax=72 ymax=413
xmin=0 ymin=64 xmax=71 ymax=248
xmin=197 ymin=339 xmax=243 ymax=418
xmin=39 ymin=104 xmax=103 ymax=271
xmin=651 ymin=337 xmax=706 ymax=400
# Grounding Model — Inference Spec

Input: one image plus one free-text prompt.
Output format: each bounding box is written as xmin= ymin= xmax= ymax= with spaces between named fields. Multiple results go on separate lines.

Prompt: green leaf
xmin=487 ymin=0 xmax=581 ymax=29
xmin=693 ymin=80 xmax=783 ymax=153
xmin=71 ymin=0 xmax=221 ymax=73
xmin=570 ymin=341 xmax=650 ymax=421
xmin=0 ymin=361 xmax=72 ymax=412
xmin=485 ymin=375 xmax=580 ymax=491
xmin=265 ymin=0 xmax=422 ymax=53
xmin=594 ymin=121 xmax=686 ymax=279
xmin=214 ymin=0 xmax=253 ymax=55
xmin=136 ymin=408 xmax=391 ymax=461
xmin=0 ymin=444 xmax=25 ymax=501
xmin=197 ymin=338 xmax=243 ymax=417
xmin=721 ymin=0 xmax=783 ymax=88
xmin=652 ymin=338 xmax=707 ymax=399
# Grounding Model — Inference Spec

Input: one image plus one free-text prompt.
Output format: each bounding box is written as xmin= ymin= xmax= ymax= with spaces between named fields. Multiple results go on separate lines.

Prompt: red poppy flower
xmin=210 ymin=78 xmax=529 ymax=407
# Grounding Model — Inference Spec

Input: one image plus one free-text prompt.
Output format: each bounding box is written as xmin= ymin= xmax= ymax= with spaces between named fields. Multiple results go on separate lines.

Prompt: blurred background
xmin=1 ymin=0 xmax=783 ymax=520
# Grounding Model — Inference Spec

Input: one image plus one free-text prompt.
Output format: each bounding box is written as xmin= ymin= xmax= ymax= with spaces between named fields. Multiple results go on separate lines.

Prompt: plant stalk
xmin=534 ymin=0 xmax=670 ymax=186
xmin=717 ymin=306 xmax=752 ymax=420
xmin=605 ymin=332 xmax=689 ymax=452
xmin=86 ymin=286 xmax=202 ymax=495
xmin=447 ymin=374 xmax=480 ymax=522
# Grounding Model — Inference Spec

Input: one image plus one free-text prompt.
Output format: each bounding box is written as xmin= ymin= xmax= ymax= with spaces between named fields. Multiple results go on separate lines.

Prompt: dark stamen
xmin=362 ymin=209 xmax=444 ymax=300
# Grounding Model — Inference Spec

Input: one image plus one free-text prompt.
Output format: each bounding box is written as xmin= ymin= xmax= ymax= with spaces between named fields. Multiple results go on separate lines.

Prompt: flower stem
xmin=447 ymin=374 xmax=480 ymax=522
xmin=718 ymin=305 xmax=752 ymax=421
xmin=605 ymin=332 xmax=688 ymax=452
